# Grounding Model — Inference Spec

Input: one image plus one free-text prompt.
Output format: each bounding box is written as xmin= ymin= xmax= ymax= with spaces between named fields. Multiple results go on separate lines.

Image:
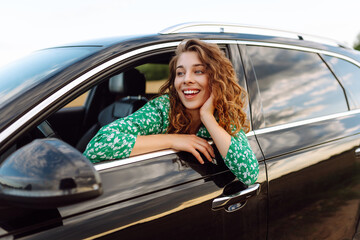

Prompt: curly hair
xmin=159 ymin=39 xmax=250 ymax=135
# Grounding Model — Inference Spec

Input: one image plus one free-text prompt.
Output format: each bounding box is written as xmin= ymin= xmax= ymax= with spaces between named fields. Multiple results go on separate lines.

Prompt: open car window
xmin=0 ymin=44 xmax=235 ymax=164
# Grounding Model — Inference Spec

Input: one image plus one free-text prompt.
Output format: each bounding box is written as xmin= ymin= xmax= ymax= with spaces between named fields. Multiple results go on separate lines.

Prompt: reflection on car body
xmin=0 ymin=22 xmax=359 ymax=239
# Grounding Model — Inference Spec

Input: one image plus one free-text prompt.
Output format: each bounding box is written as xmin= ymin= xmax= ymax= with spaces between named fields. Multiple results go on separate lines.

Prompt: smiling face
xmin=174 ymin=51 xmax=211 ymax=112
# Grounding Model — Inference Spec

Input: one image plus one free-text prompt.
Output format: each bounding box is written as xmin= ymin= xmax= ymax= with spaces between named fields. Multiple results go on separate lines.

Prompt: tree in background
xmin=354 ymin=33 xmax=360 ymax=51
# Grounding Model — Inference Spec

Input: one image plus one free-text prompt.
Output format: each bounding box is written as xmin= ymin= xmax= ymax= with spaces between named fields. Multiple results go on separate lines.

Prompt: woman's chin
xmin=179 ymin=97 xmax=207 ymax=111
xmin=183 ymin=103 xmax=203 ymax=111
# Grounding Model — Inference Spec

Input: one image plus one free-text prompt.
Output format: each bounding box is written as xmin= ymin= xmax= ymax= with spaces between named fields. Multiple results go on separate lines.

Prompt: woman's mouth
xmin=183 ymin=89 xmax=200 ymax=98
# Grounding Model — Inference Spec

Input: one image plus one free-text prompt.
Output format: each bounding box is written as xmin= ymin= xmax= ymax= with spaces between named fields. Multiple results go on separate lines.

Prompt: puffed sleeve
xmin=83 ymin=95 xmax=170 ymax=163
xmin=223 ymin=130 xmax=259 ymax=185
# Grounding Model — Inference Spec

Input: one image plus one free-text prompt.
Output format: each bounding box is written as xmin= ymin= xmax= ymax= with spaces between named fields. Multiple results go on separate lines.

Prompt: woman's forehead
xmin=177 ymin=52 xmax=203 ymax=67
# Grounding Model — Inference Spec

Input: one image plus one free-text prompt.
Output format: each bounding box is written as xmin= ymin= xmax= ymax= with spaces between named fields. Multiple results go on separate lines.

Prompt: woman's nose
xmin=184 ymin=72 xmax=194 ymax=84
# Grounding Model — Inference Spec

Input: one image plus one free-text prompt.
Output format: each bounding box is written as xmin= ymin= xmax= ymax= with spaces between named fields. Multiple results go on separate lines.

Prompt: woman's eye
xmin=177 ymin=71 xmax=185 ymax=76
xmin=195 ymin=70 xmax=204 ymax=74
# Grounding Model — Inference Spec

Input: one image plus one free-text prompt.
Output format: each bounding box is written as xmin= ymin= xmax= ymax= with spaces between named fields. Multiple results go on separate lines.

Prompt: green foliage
xmin=355 ymin=44 xmax=360 ymax=51
xmin=136 ymin=64 xmax=169 ymax=81
xmin=354 ymin=33 xmax=360 ymax=51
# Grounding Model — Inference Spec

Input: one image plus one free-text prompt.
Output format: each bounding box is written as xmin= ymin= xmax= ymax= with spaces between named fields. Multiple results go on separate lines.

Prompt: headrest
xmin=109 ymin=68 xmax=146 ymax=95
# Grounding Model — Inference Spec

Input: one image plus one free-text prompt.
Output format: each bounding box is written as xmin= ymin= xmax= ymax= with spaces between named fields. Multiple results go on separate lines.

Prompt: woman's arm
xmin=84 ymin=95 xmax=215 ymax=164
xmin=84 ymin=95 xmax=169 ymax=162
xmin=199 ymin=94 xmax=231 ymax=158
xmin=200 ymin=94 xmax=259 ymax=185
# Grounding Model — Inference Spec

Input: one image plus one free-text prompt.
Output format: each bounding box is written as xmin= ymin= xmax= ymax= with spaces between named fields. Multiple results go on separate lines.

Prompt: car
xmin=0 ymin=22 xmax=360 ymax=240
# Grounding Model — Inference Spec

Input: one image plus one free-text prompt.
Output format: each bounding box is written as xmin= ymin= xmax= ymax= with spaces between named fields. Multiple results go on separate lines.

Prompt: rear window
xmin=323 ymin=55 xmax=360 ymax=110
xmin=247 ymin=46 xmax=348 ymax=128
xmin=0 ymin=46 xmax=100 ymax=109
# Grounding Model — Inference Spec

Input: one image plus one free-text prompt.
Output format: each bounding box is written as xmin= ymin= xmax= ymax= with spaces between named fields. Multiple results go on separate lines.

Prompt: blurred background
xmin=1 ymin=0 xmax=360 ymax=67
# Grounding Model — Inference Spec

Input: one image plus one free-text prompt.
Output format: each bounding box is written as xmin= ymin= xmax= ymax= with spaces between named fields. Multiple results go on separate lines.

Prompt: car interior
xmin=0 ymin=51 xmax=174 ymax=163
xmin=75 ymin=68 xmax=149 ymax=152
xmin=46 ymin=51 xmax=174 ymax=155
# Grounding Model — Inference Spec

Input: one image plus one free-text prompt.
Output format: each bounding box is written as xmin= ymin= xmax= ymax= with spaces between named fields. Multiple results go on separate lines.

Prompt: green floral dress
xmin=84 ymin=95 xmax=259 ymax=185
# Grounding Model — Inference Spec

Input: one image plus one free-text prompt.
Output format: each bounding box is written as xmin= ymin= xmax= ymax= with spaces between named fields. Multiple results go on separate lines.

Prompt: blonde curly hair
xmin=159 ymin=39 xmax=250 ymax=136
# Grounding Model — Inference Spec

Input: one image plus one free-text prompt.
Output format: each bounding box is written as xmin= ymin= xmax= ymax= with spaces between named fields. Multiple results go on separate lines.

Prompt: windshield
xmin=0 ymin=46 xmax=100 ymax=109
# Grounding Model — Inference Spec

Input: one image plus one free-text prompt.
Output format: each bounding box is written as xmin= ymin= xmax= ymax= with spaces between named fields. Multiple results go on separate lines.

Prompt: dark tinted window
xmin=323 ymin=55 xmax=360 ymax=109
xmin=247 ymin=46 xmax=347 ymax=128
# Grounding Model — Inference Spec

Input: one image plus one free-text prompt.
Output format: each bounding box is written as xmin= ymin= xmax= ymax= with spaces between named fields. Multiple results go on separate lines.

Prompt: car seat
xmin=76 ymin=68 xmax=148 ymax=152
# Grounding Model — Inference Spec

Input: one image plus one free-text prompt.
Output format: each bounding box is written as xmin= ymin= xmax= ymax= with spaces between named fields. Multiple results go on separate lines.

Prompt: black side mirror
xmin=0 ymin=138 xmax=102 ymax=208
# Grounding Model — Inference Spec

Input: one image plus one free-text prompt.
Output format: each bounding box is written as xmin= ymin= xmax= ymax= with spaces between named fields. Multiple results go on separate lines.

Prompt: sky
xmin=0 ymin=0 xmax=360 ymax=67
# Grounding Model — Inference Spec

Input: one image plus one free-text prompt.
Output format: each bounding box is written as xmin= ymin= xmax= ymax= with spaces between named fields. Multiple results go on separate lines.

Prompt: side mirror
xmin=0 ymin=138 xmax=102 ymax=208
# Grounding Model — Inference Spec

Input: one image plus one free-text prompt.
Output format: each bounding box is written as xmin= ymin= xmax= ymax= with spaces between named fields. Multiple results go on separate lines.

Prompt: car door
xmin=0 ymin=40 xmax=268 ymax=240
xmin=240 ymin=43 xmax=360 ymax=239
xmin=32 ymin=41 xmax=268 ymax=240
xmin=0 ymin=138 xmax=266 ymax=240
xmin=19 ymin=144 xmax=265 ymax=240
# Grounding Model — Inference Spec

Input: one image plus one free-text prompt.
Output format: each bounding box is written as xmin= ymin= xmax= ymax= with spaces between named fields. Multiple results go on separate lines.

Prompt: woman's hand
xmin=132 ymin=134 xmax=215 ymax=164
xmin=199 ymin=93 xmax=232 ymax=159
xmin=169 ymin=134 xmax=215 ymax=164
xmin=200 ymin=93 xmax=215 ymax=118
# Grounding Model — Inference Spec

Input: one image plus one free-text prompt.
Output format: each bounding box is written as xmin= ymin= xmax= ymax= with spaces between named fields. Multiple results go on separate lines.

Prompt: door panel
xmin=220 ymin=162 xmax=267 ymax=240
xmin=258 ymin=115 xmax=360 ymax=239
xmin=257 ymin=115 xmax=360 ymax=159
xmin=22 ymin=145 xmax=266 ymax=240
xmin=21 ymin=153 xmax=226 ymax=239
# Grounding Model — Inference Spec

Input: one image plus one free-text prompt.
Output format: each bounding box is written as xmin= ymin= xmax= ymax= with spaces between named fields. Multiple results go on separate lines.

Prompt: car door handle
xmin=212 ymin=183 xmax=260 ymax=212
xmin=355 ymin=147 xmax=360 ymax=158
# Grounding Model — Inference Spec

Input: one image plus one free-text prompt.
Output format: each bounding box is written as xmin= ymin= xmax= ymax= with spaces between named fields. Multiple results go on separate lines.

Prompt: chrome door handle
xmin=355 ymin=148 xmax=360 ymax=158
xmin=212 ymin=183 xmax=260 ymax=212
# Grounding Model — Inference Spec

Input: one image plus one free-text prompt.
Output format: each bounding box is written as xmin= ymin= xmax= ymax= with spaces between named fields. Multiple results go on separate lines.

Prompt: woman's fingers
xmin=194 ymin=143 xmax=213 ymax=163
xmin=170 ymin=134 xmax=215 ymax=164
xmin=190 ymin=149 xmax=204 ymax=164
xmin=189 ymin=136 xmax=215 ymax=164
xmin=196 ymin=138 xmax=215 ymax=158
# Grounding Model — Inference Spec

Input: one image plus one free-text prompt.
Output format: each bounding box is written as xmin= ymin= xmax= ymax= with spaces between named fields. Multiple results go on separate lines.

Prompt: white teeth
xmin=183 ymin=90 xmax=200 ymax=94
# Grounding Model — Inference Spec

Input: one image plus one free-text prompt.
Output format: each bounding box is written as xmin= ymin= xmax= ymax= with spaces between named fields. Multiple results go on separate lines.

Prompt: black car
xmin=0 ymin=22 xmax=360 ymax=239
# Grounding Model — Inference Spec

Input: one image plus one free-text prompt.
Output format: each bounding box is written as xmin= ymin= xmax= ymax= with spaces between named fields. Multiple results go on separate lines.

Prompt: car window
xmin=323 ymin=55 xmax=360 ymax=110
xmin=136 ymin=63 xmax=169 ymax=94
xmin=63 ymin=91 xmax=90 ymax=108
xmin=247 ymin=46 xmax=348 ymax=128
xmin=0 ymin=47 xmax=100 ymax=109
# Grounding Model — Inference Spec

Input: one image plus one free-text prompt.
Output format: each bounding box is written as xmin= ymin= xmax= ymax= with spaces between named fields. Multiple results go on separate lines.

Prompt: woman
xmin=84 ymin=39 xmax=259 ymax=185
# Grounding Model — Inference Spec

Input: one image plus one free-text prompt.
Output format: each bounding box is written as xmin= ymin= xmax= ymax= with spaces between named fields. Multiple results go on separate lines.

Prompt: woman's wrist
xmin=164 ymin=134 xmax=176 ymax=149
xmin=200 ymin=113 xmax=231 ymax=158
xmin=200 ymin=111 xmax=216 ymax=125
xmin=131 ymin=134 xmax=174 ymax=156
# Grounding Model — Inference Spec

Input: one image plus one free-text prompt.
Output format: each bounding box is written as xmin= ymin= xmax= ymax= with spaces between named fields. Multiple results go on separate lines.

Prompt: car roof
xmin=50 ymin=22 xmax=360 ymax=63
xmin=52 ymin=34 xmax=154 ymax=48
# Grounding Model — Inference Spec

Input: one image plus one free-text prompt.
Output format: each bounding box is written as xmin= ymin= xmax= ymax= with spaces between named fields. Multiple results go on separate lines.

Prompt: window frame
xmin=238 ymin=40 xmax=360 ymax=134
xmin=321 ymin=54 xmax=360 ymax=110
xmin=246 ymin=45 xmax=349 ymax=128
xmin=91 ymin=41 xmax=255 ymax=169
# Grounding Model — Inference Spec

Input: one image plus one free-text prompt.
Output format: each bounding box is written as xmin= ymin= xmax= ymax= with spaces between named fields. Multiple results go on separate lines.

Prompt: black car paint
xmin=241 ymin=42 xmax=360 ymax=238
xmin=0 ymin=29 xmax=359 ymax=239
xmin=4 ymin=147 xmax=267 ymax=239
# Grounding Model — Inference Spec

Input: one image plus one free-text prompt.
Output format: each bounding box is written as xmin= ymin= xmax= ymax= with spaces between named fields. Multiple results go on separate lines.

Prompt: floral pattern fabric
xmin=83 ymin=95 xmax=259 ymax=185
